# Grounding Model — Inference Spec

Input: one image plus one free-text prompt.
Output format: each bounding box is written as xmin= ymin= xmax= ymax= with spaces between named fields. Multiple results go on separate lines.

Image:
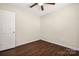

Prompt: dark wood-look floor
xmin=0 ymin=40 xmax=79 ymax=56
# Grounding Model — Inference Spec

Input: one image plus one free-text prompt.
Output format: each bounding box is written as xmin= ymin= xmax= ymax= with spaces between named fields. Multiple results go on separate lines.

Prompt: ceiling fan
xmin=30 ymin=3 xmax=55 ymax=11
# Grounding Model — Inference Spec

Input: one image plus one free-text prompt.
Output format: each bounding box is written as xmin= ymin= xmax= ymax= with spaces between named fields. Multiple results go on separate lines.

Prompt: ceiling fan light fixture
xmin=30 ymin=3 xmax=56 ymax=11
xmin=38 ymin=3 xmax=43 ymax=6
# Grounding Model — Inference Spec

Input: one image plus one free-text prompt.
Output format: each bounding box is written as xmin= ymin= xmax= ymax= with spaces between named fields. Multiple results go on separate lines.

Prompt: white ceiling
xmin=0 ymin=3 xmax=69 ymax=16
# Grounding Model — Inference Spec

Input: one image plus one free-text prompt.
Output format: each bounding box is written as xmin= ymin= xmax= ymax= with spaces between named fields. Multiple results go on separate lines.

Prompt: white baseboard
xmin=41 ymin=38 xmax=79 ymax=51
xmin=16 ymin=39 xmax=39 ymax=47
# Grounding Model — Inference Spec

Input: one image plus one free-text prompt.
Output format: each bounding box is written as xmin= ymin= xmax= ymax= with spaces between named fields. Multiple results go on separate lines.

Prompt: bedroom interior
xmin=0 ymin=3 xmax=79 ymax=56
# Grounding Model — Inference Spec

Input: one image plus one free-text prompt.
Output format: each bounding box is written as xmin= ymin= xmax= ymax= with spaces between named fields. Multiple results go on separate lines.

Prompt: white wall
xmin=40 ymin=4 xmax=79 ymax=50
xmin=0 ymin=3 xmax=79 ymax=51
xmin=0 ymin=4 xmax=40 ymax=46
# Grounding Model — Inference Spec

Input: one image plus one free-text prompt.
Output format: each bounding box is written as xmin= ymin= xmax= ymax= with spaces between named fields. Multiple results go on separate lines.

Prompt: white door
xmin=0 ymin=10 xmax=15 ymax=51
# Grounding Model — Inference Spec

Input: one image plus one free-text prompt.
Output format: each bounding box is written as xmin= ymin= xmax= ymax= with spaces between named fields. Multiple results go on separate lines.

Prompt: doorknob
xmin=12 ymin=31 xmax=15 ymax=33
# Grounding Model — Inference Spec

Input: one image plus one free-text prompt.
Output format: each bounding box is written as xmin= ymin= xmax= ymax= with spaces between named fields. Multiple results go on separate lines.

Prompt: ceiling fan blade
xmin=30 ymin=3 xmax=38 ymax=8
xmin=41 ymin=5 xmax=44 ymax=11
xmin=45 ymin=3 xmax=55 ymax=5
